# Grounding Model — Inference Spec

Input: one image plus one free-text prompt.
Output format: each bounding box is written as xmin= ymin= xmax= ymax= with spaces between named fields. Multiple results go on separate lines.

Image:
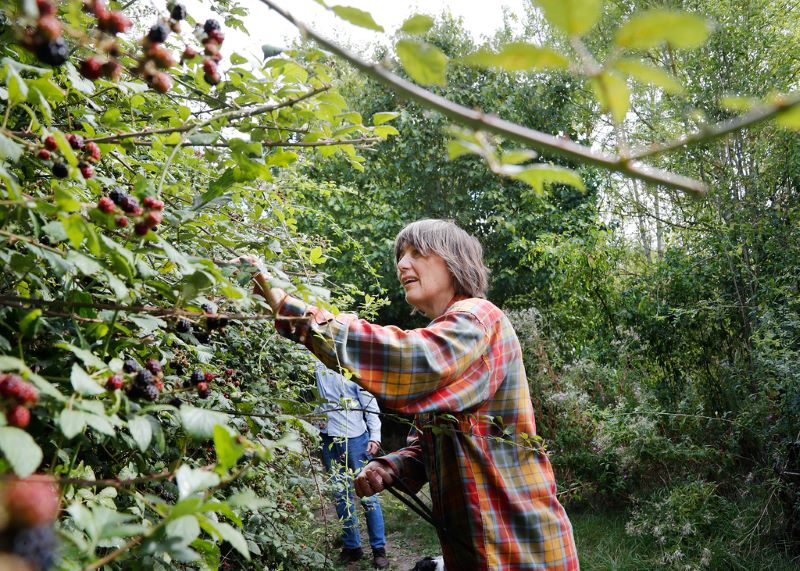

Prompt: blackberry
xmin=52 ymin=163 xmax=68 ymax=178
xmin=176 ymin=318 xmax=191 ymax=333
xmin=190 ymin=370 xmax=204 ymax=385
xmin=35 ymin=38 xmax=68 ymax=66
xmin=169 ymin=397 xmax=182 ymax=408
xmin=201 ymin=303 xmax=213 ymax=314
xmin=39 ymin=235 xmax=51 ymax=246
xmin=142 ymin=382 xmax=159 ymax=401
xmin=123 ymin=359 xmax=141 ymax=373
xmin=203 ymin=19 xmax=220 ymax=33
xmin=135 ymin=369 xmax=154 ymax=386
xmin=108 ymin=188 xmax=124 ymax=205
xmin=147 ymin=22 xmax=170 ymax=43
xmin=145 ymin=359 xmax=162 ymax=375
xmin=170 ymin=3 xmax=187 ymax=21
xmin=12 ymin=524 xmax=58 ymax=571
xmin=119 ymin=195 xmax=140 ymax=214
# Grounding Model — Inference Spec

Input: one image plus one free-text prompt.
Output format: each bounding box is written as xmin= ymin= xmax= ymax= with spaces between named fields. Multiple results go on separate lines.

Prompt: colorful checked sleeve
xmin=275 ymin=295 xmax=580 ymax=571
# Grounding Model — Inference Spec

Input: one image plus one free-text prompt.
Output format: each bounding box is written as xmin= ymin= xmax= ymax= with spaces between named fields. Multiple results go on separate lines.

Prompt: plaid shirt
xmin=276 ymin=295 xmax=578 ymax=570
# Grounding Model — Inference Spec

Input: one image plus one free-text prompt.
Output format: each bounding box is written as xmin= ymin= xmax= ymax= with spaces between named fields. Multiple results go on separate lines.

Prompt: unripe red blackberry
xmin=37 ymin=149 xmax=51 ymax=160
xmin=3 ymin=475 xmax=60 ymax=527
xmin=115 ymin=215 xmax=129 ymax=228
xmin=84 ymin=141 xmax=102 ymax=162
xmin=7 ymin=405 xmax=31 ymax=428
xmin=37 ymin=0 xmax=56 ymax=16
xmin=142 ymin=196 xmax=156 ymax=208
xmin=203 ymin=59 xmax=221 ymax=85
xmin=36 ymin=15 xmax=62 ymax=41
xmin=145 ymin=211 xmax=162 ymax=227
xmin=145 ymin=359 xmax=162 ymax=375
xmin=106 ymin=375 xmax=124 ymax=390
xmin=100 ymin=11 xmax=132 ymax=35
xmin=134 ymin=221 xmax=150 ymax=236
xmin=52 ymin=163 xmax=68 ymax=178
xmin=197 ymin=381 xmax=209 ymax=398
xmin=97 ymin=196 xmax=115 ymax=213
xmin=66 ymin=134 xmax=84 ymax=149
xmin=207 ymin=29 xmax=225 ymax=45
xmin=44 ymin=135 xmax=57 ymax=151
xmin=181 ymin=46 xmax=198 ymax=61
xmin=79 ymin=57 xmax=103 ymax=80
xmin=203 ymin=371 xmax=216 ymax=382
xmin=147 ymin=44 xmax=176 ymax=69
xmin=150 ymin=72 xmax=172 ymax=93
xmin=102 ymin=60 xmax=123 ymax=81
xmin=79 ymin=162 xmax=93 ymax=179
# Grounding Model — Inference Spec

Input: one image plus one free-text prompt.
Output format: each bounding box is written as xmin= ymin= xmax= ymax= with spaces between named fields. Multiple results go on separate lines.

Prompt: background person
xmin=236 ymin=219 xmax=578 ymax=570
xmin=313 ymin=358 xmax=388 ymax=568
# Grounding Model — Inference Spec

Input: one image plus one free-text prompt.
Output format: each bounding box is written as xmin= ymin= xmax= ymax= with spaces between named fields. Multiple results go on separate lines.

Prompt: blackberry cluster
xmin=81 ymin=0 xmax=131 ymax=82
xmin=194 ymin=19 xmax=225 ymax=85
xmin=0 ymin=374 xmax=39 ymax=429
xmin=20 ymin=1 xmax=68 ymax=67
xmin=125 ymin=359 xmax=165 ymax=401
xmin=37 ymin=133 xmax=101 ymax=180
xmin=101 ymin=190 xmax=164 ymax=234
xmin=0 ymin=475 xmax=59 ymax=570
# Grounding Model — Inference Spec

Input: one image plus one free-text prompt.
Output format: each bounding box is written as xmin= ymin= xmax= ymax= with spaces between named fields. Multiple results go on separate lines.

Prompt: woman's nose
xmin=397 ymin=253 xmax=411 ymax=270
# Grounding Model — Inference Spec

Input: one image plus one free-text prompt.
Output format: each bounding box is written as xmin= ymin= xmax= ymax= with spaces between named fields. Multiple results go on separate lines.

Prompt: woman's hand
xmin=354 ymin=461 xmax=395 ymax=497
xmin=367 ymin=440 xmax=380 ymax=456
xmin=227 ymin=255 xmax=285 ymax=312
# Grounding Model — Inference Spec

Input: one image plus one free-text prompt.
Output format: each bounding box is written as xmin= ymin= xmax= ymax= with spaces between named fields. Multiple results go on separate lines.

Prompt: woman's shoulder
xmin=445 ymin=297 xmax=504 ymax=325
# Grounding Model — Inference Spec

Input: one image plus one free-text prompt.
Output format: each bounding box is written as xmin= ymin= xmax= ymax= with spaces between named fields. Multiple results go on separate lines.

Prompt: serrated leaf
xmin=372 ymin=111 xmax=400 ymax=126
xmin=615 ymin=10 xmax=711 ymax=49
xmin=534 ymin=0 xmax=602 ymax=36
xmin=128 ymin=415 xmax=153 ymax=452
xmin=590 ymin=71 xmax=630 ymax=123
xmin=67 ymin=251 xmax=103 ymax=276
xmin=213 ymin=425 xmax=245 ymax=471
xmin=71 ymin=363 xmax=105 ymax=396
xmin=60 ymin=408 xmax=87 ymax=439
xmin=0 ymin=133 xmax=24 ymax=162
xmin=0 ymin=427 xmax=42 ymax=476
xmin=511 ymin=164 xmax=585 ymax=195
xmin=613 ymin=58 xmax=684 ymax=94
xmin=180 ymin=405 xmax=229 ymax=439
xmin=330 ymin=6 xmax=384 ymax=31
xmin=176 ymin=465 xmax=220 ymax=500
xmin=166 ymin=515 xmax=201 ymax=546
xmin=460 ymin=43 xmax=568 ymax=72
xmin=400 ymin=14 xmax=434 ymax=34
xmin=213 ymin=522 xmax=250 ymax=559
xmin=396 ymin=40 xmax=448 ymax=87
xmin=55 ymin=343 xmax=106 ymax=370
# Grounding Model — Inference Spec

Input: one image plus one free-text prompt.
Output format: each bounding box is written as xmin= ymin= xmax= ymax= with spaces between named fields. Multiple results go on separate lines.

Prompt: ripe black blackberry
xmin=52 ymin=163 xmax=68 ymax=178
xmin=12 ymin=524 xmax=58 ymax=571
xmin=203 ymin=19 xmax=220 ymax=33
xmin=119 ymin=195 xmax=140 ymax=214
xmin=201 ymin=303 xmax=214 ymax=314
xmin=190 ymin=370 xmax=204 ymax=385
xmin=142 ymin=382 xmax=159 ymax=401
xmin=109 ymin=188 xmax=124 ymax=205
xmin=170 ymin=3 xmax=187 ymax=21
xmin=123 ymin=359 xmax=141 ymax=373
xmin=36 ymin=38 xmax=68 ymax=66
xmin=135 ymin=369 xmax=154 ymax=386
xmin=169 ymin=397 xmax=182 ymax=408
xmin=147 ymin=22 xmax=170 ymax=43
xmin=176 ymin=318 xmax=191 ymax=333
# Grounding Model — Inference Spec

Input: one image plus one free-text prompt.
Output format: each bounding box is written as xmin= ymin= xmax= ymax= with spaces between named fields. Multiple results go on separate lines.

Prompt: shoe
xmin=372 ymin=547 xmax=389 ymax=569
xmin=338 ymin=547 xmax=363 ymax=564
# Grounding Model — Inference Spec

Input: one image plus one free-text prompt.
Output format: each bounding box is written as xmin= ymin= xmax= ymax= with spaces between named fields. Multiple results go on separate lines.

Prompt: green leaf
xmin=400 ymin=14 xmax=434 ymax=35
xmin=61 ymin=214 xmax=85 ymax=247
xmin=180 ymin=405 xmax=229 ymax=439
xmin=308 ymin=246 xmax=325 ymax=265
xmin=330 ymin=6 xmax=384 ymax=31
xmin=615 ymin=10 xmax=711 ymax=49
xmin=55 ymin=343 xmax=106 ymax=370
xmin=534 ymin=0 xmax=602 ymax=36
xmin=128 ymin=415 xmax=153 ymax=452
xmin=67 ymin=251 xmax=103 ymax=276
xmin=71 ymin=363 xmax=105 ymax=396
xmin=590 ymin=71 xmax=630 ymax=123
xmin=261 ymin=44 xmax=284 ymax=59
xmin=211 ymin=522 xmax=250 ymax=559
xmin=613 ymin=58 xmax=683 ymax=94
xmin=777 ymin=106 xmax=800 ymax=130
xmin=166 ymin=515 xmax=201 ymax=546
xmin=719 ymin=96 xmax=759 ymax=112
xmin=501 ymin=149 xmax=539 ymax=165
xmin=19 ymin=309 xmax=41 ymax=338
xmin=0 ymin=133 xmax=24 ymax=162
xmin=460 ymin=43 xmax=568 ymax=72
xmin=0 ymin=427 xmax=43 ymax=476
xmin=7 ymin=64 xmax=28 ymax=105
xmin=213 ymin=425 xmax=245 ymax=471
xmin=511 ymin=164 xmax=585 ymax=195
xmin=176 ymin=465 xmax=221 ymax=500
xmin=372 ymin=111 xmax=400 ymax=126
xmin=396 ymin=40 xmax=448 ymax=86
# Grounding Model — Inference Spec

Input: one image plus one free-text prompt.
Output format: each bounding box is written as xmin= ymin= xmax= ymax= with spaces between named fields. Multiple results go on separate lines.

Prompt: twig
xmin=255 ymin=0 xmax=708 ymax=195
xmin=128 ymin=136 xmax=382 ymax=148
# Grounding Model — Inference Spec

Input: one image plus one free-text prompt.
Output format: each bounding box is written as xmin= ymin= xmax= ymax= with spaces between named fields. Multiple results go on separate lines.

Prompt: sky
xmin=184 ymin=0 xmax=530 ymax=62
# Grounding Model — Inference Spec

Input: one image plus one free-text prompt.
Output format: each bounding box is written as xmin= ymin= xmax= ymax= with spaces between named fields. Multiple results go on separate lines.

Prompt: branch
xmin=86 ymin=84 xmax=331 ymax=144
xmin=627 ymin=93 xmax=800 ymax=160
xmin=256 ymin=0 xmax=708 ymax=195
xmin=129 ymin=136 xmax=382 ymax=148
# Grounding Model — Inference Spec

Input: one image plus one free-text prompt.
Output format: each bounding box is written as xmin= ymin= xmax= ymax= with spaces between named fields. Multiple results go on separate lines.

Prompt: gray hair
xmin=394 ymin=219 xmax=490 ymax=298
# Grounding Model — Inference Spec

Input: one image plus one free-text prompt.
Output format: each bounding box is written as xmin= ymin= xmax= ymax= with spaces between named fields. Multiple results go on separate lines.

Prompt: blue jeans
xmin=320 ymin=431 xmax=386 ymax=550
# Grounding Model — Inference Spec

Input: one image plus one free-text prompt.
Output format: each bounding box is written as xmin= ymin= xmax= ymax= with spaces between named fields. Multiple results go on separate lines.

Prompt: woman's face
xmin=396 ymin=245 xmax=455 ymax=318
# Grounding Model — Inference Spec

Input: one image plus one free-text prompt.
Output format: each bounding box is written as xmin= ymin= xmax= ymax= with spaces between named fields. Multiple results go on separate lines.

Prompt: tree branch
xmin=129 ymin=136 xmax=382 ymax=148
xmin=256 ymin=0 xmax=708 ymax=195
xmin=86 ymin=84 xmax=331 ymax=144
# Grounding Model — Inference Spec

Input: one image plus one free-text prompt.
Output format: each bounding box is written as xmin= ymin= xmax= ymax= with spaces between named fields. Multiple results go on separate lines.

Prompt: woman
xmin=242 ymin=219 xmax=578 ymax=570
